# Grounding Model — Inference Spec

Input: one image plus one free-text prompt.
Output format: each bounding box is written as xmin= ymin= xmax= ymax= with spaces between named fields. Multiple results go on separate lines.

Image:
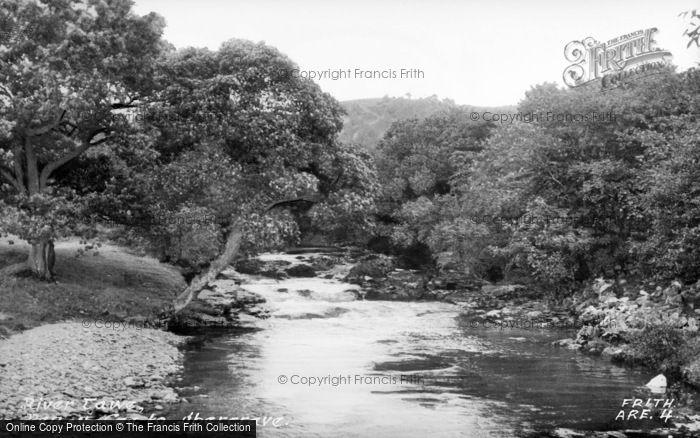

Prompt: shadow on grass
xmin=0 ymin=240 xmax=186 ymax=336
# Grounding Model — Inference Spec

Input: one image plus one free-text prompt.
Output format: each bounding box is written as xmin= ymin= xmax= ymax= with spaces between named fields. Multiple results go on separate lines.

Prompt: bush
xmin=628 ymin=325 xmax=694 ymax=377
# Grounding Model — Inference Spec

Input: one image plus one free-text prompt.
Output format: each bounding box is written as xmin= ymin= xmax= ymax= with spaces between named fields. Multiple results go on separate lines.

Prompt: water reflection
xmin=172 ymin=254 xmax=656 ymax=437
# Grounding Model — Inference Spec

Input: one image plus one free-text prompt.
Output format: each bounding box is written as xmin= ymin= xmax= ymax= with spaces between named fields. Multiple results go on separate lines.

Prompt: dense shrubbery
xmin=628 ymin=326 xmax=697 ymax=377
xmin=373 ymin=68 xmax=700 ymax=291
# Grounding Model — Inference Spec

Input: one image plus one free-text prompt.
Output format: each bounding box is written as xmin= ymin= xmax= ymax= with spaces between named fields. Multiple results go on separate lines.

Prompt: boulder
xmin=584 ymin=339 xmax=608 ymax=355
xmin=432 ymin=290 xmax=465 ymax=302
xmin=259 ymin=269 xmax=289 ymax=280
xmin=683 ymin=357 xmax=700 ymax=389
xmin=362 ymin=270 xmax=428 ymax=301
xmin=664 ymin=284 xmax=683 ymax=306
xmin=363 ymin=288 xmax=382 ymax=300
xmin=308 ymin=256 xmax=343 ymax=272
xmin=550 ymin=428 xmax=586 ymax=438
xmin=198 ymin=284 xmax=237 ymax=308
xmin=574 ymin=297 xmax=596 ymax=312
xmin=579 ymin=306 xmax=605 ymax=325
xmin=234 ymin=258 xmax=291 ymax=278
xmin=234 ymin=259 xmax=265 ymax=275
xmin=169 ymin=285 xmax=269 ymax=331
xmin=501 ymin=307 xmax=518 ymax=315
xmin=603 ymin=296 xmax=619 ymax=306
xmin=231 ymin=289 xmax=266 ymax=307
xmin=552 ymin=338 xmax=581 ymax=350
xmin=601 ymin=345 xmax=629 ymax=362
xmin=594 ymin=278 xmax=614 ymax=293
xmin=344 ymin=255 xmax=396 ymax=284
xmin=481 ymin=284 xmax=526 ymax=299
xmin=575 ymin=325 xmax=598 ymax=343
xmin=285 ymin=264 xmax=317 ymax=278
xmin=217 ymin=267 xmax=244 ymax=282
xmin=645 ymin=374 xmax=667 ymax=394
xmin=431 ymin=270 xmax=475 ymax=291
xmin=683 ymin=280 xmax=700 ymax=309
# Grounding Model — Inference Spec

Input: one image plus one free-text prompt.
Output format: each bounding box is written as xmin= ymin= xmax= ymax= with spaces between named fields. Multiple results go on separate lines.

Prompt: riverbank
xmin=0 ymin=322 xmax=184 ymax=420
xmin=0 ymin=236 xmax=189 ymax=420
xmin=0 ymin=236 xmax=186 ymax=337
xmin=232 ymin=249 xmax=700 ymax=434
xmin=549 ymin=279 xmax=700 ymax=383
xmin=2 ymin=239 xmax=699 ymax=434
xmin=458 ymin=279 xmax=700 ymax=435
xmin=169 ymin=250 xmax=697 ymax=437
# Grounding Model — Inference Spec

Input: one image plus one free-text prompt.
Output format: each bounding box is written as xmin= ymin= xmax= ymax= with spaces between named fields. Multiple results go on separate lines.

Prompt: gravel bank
xmin=0 ymin=322 xmax=185 ymax=419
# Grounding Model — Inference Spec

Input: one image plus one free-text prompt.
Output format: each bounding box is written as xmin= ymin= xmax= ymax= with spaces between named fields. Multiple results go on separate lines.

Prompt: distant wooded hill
xmin=339 ymin=96 xmax=516 ymax=150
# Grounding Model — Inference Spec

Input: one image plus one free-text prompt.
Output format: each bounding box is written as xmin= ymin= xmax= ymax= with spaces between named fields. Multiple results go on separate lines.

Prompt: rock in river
xmin=285 ymin=264 xmax=317 ymax=277
xmin=645 ymin=374 xmax=667 ymax=394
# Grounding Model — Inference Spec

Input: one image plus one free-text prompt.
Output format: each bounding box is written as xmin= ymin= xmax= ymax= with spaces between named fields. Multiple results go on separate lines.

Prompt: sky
xmin=132 ymin=0 xmax=700 ymax=107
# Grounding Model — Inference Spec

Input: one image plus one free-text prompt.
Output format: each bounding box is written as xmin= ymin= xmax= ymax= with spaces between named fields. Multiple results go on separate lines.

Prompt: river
xmin=170 ymin=253 xmax=661 ymax=437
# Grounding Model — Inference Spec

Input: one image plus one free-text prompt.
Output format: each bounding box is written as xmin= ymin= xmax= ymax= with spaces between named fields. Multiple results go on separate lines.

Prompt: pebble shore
xmin=0 ymin=322 xmax=185 ymax=419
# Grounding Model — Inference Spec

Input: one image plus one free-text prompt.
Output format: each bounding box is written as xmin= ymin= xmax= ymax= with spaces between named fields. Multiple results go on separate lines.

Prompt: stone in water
xmin=645 ymin=374 xmax=667 ymax=394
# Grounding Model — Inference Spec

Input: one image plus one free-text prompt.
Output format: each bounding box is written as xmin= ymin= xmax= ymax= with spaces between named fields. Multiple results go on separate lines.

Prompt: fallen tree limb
xmin=172 ymin=222 xmax=243 ymax=313
xmin=171 ymin=197 xmax=319 ymax=314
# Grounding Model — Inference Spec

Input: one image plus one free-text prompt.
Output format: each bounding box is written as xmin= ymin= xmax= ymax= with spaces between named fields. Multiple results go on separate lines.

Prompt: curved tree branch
xmin=0 ymin=168 xmax=21 ymax=192
xmin=173 ymin=221 xmax=244 ymax=313
xmin=264 ymin=197 xmax=317 ymax=212
xmin=39 ymin=130 xmax=110 ymax=189
xmin=172 ymin=197 xmax=320 ymax=314
xmin=25 ymin=111 xmax=65 ymax=137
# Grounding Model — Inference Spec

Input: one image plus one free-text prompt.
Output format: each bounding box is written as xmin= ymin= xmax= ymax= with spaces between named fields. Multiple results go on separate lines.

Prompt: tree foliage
xmin=373 ymin=68 xmax=700 ymax=289
xmin=1 ymin=3 xmax=378 ymax=281
xmin=0 ymin=0 xmax=165 ymax=278
xmin=82 ymin=40 xmax=377 ymax=271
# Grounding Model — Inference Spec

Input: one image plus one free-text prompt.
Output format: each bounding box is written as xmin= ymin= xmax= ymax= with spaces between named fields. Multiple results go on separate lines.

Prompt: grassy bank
xmin=0 ymin=236 xmax=186 ymax=337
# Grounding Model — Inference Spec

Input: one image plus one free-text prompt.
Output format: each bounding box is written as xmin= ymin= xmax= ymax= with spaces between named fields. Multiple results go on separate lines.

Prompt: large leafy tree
xmin=373 ymin=108 xmax=493 ymax=266
xmin=90 ymin=40 xmax=377 ymax=311
xmin=376 ymin=108 xmax=493 ymax=205
xmin=375 ymin=67 xmax=700 ymax=291
xmin=0 ymin=0 xmax=165 ymax=279
xmin=516 ymin=68 xmax=699 ymax=281
xmin=629 ymin=69 xmax=700 ymax=282
xmin=436 ymin=123 xmax=560 ymax=279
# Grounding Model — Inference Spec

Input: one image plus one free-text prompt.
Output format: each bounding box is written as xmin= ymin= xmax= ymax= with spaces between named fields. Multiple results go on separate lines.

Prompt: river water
xmin=171 ymin=253 xmax=659 ymax=437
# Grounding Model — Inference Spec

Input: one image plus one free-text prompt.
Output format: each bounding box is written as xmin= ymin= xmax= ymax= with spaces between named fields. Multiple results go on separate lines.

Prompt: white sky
xmin=133 ymin=0 xmax=700 ymax=106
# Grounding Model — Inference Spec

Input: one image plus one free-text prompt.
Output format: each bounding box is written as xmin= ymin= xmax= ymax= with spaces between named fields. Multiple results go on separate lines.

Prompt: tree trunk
xmin=171 ymin=199 xmax=311 ymax=313
xmin=27 ymin=240 xmax=55 ymax=281
xmin=172 ymin=223 xmax=243 ymax=313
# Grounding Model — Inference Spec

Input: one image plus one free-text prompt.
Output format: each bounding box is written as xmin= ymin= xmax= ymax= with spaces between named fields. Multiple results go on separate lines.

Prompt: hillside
xmin=339 ymin=96 xmax=516 ymax=150
xmin=339 ymin=96 xmax=455 ymax=150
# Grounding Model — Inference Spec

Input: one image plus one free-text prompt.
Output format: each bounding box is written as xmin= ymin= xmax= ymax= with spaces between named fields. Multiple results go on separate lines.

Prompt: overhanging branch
xmin=25 ymin=112 xmax=65 ymax=137
xmin=172 ymin=221 xmax=244 ymax=313
xmin=171 ymin=197 xmax=319 ymax=314
xmin=38 ymin=130 xmax=111 ymax=188
xmin=264 ymin=197 xmax=317 ymax=212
